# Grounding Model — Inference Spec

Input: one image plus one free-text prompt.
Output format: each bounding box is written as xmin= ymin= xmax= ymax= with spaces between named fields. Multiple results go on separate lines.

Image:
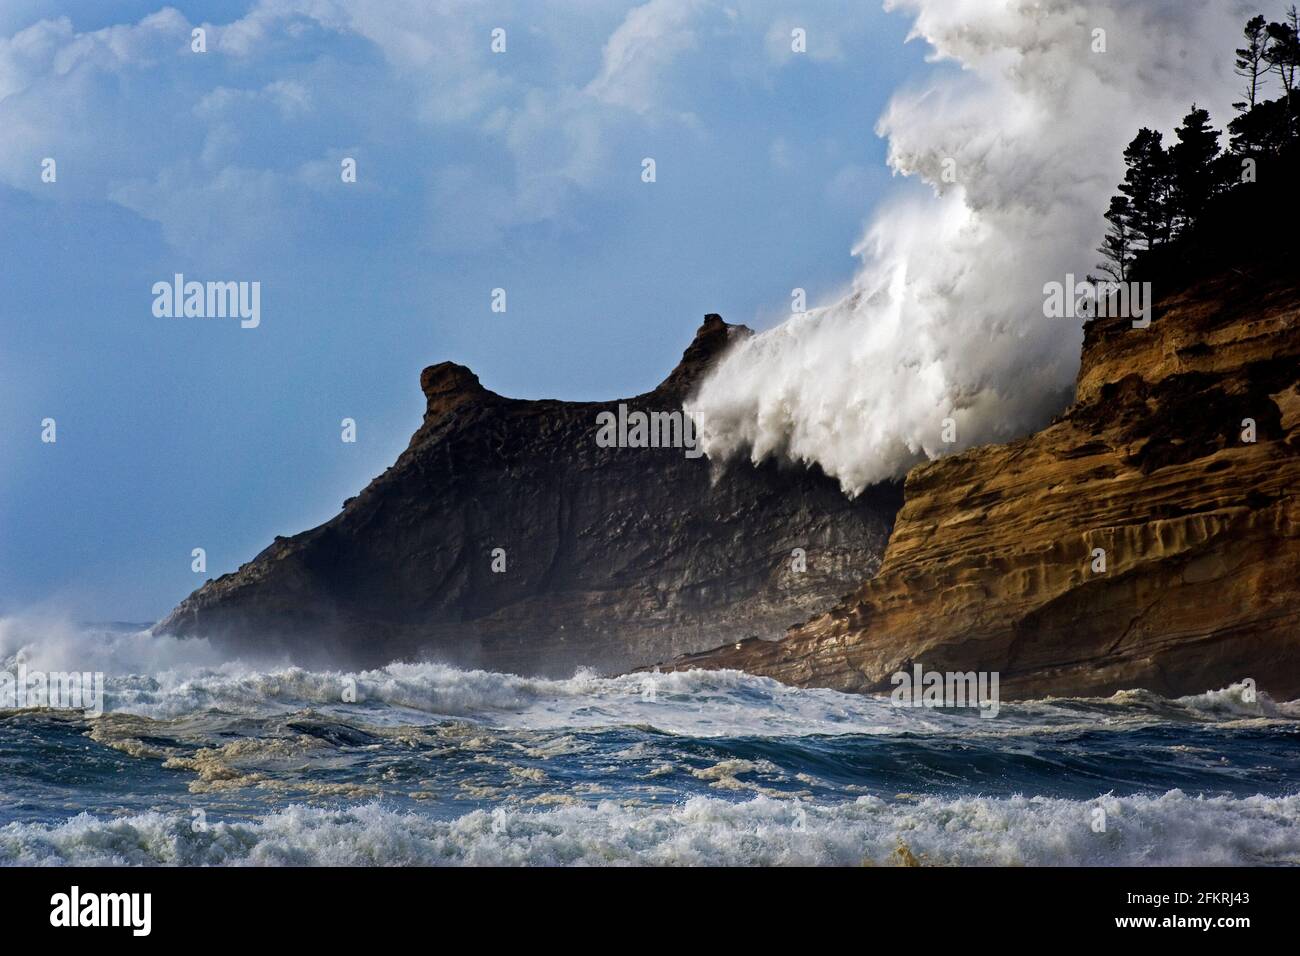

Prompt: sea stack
xmin=157 ymin=315 xmax=902 ymax=674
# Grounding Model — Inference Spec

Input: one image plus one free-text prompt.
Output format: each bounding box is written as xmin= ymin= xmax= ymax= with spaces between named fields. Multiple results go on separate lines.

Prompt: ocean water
xmin=1 ymin=621 xmax=1298 ymax=866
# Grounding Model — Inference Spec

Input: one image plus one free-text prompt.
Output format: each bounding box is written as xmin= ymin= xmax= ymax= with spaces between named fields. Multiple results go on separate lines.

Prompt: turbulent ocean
xmin=1 ymin=622 xmax=1298 ymax=866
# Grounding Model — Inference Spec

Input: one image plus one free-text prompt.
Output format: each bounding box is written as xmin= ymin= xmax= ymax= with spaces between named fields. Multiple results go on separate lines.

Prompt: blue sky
xmin=0 ymin=1 xmax=933 ymax=621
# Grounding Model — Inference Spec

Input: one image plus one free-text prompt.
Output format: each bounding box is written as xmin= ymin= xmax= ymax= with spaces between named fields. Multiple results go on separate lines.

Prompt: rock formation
xmin=157 ymin=315 xmax=902 ymax=675
xmin=663 ymin=261 xmax=1300 ymax=699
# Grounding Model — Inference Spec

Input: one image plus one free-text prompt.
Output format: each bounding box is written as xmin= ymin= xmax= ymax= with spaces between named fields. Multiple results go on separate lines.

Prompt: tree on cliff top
xmin=1168 ymin=106 xmax=1225 ymax=231
xmin=1096 ymin=196 xmax=1135 ymax=282
xmin=1236 ymin=15 xmax=1272 ymax=113
xmin=1116 ymin=128 xmax=1170 ymax=253
xmin=1098 ymin=8 xmax=1300 ymax=284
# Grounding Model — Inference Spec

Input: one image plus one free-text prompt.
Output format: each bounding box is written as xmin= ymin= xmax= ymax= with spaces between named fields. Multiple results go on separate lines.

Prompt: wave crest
xmin=5 ymin=791 xmax=1298 ymax=867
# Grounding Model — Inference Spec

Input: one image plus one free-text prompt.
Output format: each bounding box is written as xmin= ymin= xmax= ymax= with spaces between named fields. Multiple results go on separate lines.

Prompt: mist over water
xmin=688 ymin=0 xmax=1250 ymax=494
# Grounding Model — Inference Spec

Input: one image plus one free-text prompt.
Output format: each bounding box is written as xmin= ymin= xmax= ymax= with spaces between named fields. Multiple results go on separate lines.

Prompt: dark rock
xmin=157 ymin=316 xmax=901 ymax=675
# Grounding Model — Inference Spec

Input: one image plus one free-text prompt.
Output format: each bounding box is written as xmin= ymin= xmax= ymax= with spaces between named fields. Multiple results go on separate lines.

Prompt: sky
xmin=0 ymin=1 xmax=934 ymax=621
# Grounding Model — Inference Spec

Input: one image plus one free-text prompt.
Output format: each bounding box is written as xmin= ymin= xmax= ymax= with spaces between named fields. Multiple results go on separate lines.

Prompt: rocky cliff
xmin=157 ymin=315 xmax=901 ymax=675
xmin=662 ymin=261 xmax=1300 ymax=699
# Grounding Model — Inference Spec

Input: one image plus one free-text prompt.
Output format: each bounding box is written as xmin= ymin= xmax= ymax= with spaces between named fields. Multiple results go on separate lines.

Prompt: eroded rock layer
xmin=665 ymin=266 xmax=1300 ymax=699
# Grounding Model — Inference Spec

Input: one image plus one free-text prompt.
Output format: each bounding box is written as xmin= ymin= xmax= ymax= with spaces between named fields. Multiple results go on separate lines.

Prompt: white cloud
xmin=6 ymin=0 xmax=927 ymax=269
xmin=109 ymin=164 xmax=292 ymax=261
xmin=0 ymin=9 xmax=187 ymax=102
xmin=195 ymin=79 xmax=312 ymax=120
xmin=586 ymin=0 xmax=702 ymax=115
xmin=0 ymin=0 xmax=723 ymax=256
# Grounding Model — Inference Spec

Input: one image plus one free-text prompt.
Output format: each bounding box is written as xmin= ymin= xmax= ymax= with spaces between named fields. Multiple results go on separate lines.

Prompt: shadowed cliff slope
xmin=663 ymin=261 xmax=1300 ymax=699
xmin=158 ymin=315 xmax=902 ymax=675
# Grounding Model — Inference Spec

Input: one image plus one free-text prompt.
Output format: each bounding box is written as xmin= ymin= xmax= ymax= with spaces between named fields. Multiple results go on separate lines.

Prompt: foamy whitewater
xmin=1 ymin=622 xmax=1298 ymax=866
xmin=688 ymin=0 xmax=1251 ymax=494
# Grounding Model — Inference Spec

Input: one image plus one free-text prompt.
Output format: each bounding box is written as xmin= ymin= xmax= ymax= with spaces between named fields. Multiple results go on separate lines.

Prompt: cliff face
xmin=664 ymin=264 xmax=1300 ymax=699
xmin=157 ymin=315 xmax=901 ymax=675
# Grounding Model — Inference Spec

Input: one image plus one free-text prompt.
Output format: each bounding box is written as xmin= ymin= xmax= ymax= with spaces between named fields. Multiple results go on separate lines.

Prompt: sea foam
xmin=4 ymin=791 xmax=1298 ymax=867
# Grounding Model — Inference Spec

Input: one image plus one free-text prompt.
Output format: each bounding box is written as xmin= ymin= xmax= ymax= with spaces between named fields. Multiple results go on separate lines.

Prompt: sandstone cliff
xmin=157 ymin=315 xmax=901 ymax=675
xmin=663 ymin=261 xmax=1300 ymax=699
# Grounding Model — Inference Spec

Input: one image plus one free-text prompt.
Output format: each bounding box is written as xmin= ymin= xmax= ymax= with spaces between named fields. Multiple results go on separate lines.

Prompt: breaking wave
xmin=688 ymin=0 xmax=1246 ymax=493
xmin=4 ymin=791 xmax=1299 ymax=867
xmin=2 ymin=618 xmax=1297 ymax=867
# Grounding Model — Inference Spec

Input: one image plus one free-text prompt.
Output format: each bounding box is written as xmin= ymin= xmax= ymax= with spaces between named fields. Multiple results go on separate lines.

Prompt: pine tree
xmin=1098 ymin=9 xmax=1298 ymax=284
xmin=1118 ymin=128 xmax=1172 ymax=251
xmin=1168 ymin=106 xmax=1223 ymax=233
xmin=1096 ymin=196 xmax=1135 ymax=282
xmin=1280 ymin=5 xmax=1299 ymax=92
xmin=1234 ymin=15 xmax=1271 ymax=114
xmin=1266 ymin=10 xmax=1300 ymax=139
xmin=1229 ymin=92 xmax=1289 ymax=156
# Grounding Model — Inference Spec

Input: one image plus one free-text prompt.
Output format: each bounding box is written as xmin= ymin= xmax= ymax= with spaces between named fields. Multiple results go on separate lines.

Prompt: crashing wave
xmin=4 ymin=791 xmax=1299 ymax=867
